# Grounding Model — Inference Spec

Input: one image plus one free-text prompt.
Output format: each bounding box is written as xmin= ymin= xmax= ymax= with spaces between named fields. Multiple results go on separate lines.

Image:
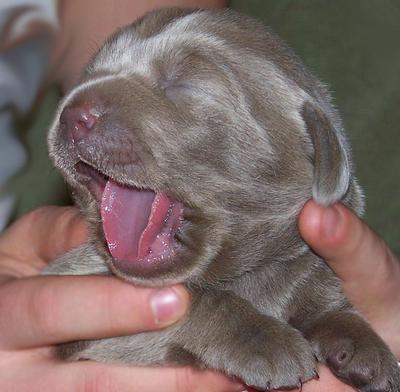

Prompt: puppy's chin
xmin=72 ymin=161 xmax=218 ymax=286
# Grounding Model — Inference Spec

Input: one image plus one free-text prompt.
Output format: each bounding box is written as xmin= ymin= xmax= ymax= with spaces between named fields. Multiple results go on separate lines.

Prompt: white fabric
xmin=0 ymin=0 xmax=58 ymax=231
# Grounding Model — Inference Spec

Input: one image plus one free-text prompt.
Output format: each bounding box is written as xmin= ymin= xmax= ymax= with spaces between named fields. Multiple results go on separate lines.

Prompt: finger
xmin=299 ymin=366 xmax=356 ymax=392
xmin=262 ymin=366 xmax=355 ymax=392
xmin=208 ymin=366 xmax=357 ymax=392
xmin=0 ymin=276 xmax=189 ymax=350
xmin=0 ymin=206 xmax=88 ymax=272
xmin=299 ymin=201 xmax=400 ymax=308
xmin=3 ymin=361 xmax=244 ymax=392
xmin=299 ymin=200 xmax=400 ymax=351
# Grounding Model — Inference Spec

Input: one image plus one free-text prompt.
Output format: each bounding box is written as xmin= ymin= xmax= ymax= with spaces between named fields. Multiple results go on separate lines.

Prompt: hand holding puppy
xmin=261 ymin=201 xmax=400 ymax=392
xmin=0 ymin=204 xmax=398 ymax=391
xmin=299 ymin=200 xmax=400 ymax=357
xmin=0 ymin=207 xmax=240 ymax=392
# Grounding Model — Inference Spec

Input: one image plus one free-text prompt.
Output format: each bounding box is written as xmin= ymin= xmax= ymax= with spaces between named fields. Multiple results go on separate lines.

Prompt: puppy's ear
xmin=301 ymin=101 xmax=351 ymax=206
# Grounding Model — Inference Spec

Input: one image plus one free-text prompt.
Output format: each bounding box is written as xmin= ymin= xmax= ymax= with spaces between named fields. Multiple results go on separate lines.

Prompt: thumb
xmin=298 ymin=200 xmax=400 ymax=354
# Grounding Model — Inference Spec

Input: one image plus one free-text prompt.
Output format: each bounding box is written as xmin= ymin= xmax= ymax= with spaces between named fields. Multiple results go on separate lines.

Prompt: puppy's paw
xmin=318 ymin=336 xmax=400 ymax=392
xmin=224 ymin=325 xmax=317 ymax=391
xmin=306 ymin=311 xmax=400 ymax=392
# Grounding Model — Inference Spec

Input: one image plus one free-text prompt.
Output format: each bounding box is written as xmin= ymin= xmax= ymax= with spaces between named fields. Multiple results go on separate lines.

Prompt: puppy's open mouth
xmin=75 ymin=162 xmax=184 ymax=269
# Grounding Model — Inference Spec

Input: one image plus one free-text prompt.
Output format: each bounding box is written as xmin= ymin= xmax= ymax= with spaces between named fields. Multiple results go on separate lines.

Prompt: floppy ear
xmin=301 ymin=101 xmax=351 ymax=206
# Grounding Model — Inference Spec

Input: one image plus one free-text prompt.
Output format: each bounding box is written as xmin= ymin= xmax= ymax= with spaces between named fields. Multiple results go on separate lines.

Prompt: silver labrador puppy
xmin=45 ymin=8 xmax=400 ymax=391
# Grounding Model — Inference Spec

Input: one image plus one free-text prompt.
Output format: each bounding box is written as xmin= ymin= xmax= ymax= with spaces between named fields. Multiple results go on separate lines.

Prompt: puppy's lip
xmin=74 ymin=161 xmax=187 ymax=274
xmin=74 ymin=161 xmax=108 ymax=200
xmin=101 ymin=179 xmax=184 ymax=263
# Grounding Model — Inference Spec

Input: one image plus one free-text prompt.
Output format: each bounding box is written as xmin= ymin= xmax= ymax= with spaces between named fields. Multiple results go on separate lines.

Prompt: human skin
xmin=1 ymin=2 xmax=245 ymax=391
xmin=8 ymin=0 xmax=395 ymax=390
xmin=48 ymin=0 xmax=227 ymax=91
xmin=298 ymin=201 xmax=400 ymax=358
xmin=259 ymin=201 xmax=400 ymax=392
xmin=4 ymin=202 xmax=398 ymax=391
xmin=0 ymin=206 xmax=244 ymax=392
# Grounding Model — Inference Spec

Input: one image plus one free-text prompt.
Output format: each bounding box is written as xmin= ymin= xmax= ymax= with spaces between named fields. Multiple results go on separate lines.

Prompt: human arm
xmin=48 ymin=0 xmax=227 ymax=91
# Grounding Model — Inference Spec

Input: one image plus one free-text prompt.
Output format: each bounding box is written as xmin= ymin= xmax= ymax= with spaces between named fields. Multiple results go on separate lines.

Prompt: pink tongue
xmin=101 ymin=180 xmax=170 ymax=262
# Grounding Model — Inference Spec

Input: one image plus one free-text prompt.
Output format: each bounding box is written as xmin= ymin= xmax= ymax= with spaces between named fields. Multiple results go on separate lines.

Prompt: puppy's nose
xmin=60 ymin=105 xmax=99 ymax=142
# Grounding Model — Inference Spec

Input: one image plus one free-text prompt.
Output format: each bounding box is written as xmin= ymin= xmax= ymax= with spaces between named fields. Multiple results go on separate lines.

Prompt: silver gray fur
xmin=45 ymin=8 xmax=400 ymax=391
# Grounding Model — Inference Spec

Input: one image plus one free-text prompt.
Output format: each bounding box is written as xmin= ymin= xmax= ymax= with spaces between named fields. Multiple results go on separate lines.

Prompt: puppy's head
xmin=48 ymin=8 xmax=363 ymax=286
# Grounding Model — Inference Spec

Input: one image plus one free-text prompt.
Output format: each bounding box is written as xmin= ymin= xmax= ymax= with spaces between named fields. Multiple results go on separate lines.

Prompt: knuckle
xmin=99 ymin=282 xmax=147 ymax=331
xmin=380 ymin=238 xmax=397 ymax=280
xmin=56 ymin=206 xmax=81 ymax=224
xmin=6 ymin=207 xmax=48 ymax=236
xmin=81 ymin=366 xmax=117 ymax=392
xmin=96 ymin=285 xmax=118 ymax=328
xmin=346 ymin=217 xmax=366 ymax=257
xmin=22 ymin=206 xmax=55 ymax=226
xmin=28 ymin=282 xmax=61 ymax=339
xmin=175 ymin=367 xmax=196 ymax=392
xmin=12 ymin=206 xmax=67 ymax=238
xmin=24 ymin=206 xmax=77 ymax=230
xmin=84 ymin=280 xmax=130 ymax=333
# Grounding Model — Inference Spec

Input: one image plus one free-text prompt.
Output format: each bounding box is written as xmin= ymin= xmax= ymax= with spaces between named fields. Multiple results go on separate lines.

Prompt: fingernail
xmin=321 ymin=204 xmax=341 ymax=238
xmin=150 ymin=287 xmax=185 ymax=325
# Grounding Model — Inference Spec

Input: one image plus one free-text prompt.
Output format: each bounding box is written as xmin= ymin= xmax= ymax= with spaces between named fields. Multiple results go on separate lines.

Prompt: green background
xmin=7 ymin=0 xmax=400 ymax=254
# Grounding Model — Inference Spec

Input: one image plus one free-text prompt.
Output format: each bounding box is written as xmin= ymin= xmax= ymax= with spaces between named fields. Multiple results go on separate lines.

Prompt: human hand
xmin=246 ymin=367 xmax=357 ymax=392
xmin=299 ymin=200 xmax=400 ymax=357
xmin=49 ymin=0 xmax=227 ymax=90
xmin=271 ymin=200 xmax=400 ymax=392
xmin=0 ymin=207 xmax=242 ymax=392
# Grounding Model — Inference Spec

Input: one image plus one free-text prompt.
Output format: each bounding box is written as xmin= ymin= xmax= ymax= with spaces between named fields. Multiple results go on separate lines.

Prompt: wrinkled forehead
xmin=65 ymin=11 xmax=310 ymax=140
xmin=86 ymin=19 xmax=308 ymax=108
xmin=86 ymin=13 xmax=225 ymax=82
